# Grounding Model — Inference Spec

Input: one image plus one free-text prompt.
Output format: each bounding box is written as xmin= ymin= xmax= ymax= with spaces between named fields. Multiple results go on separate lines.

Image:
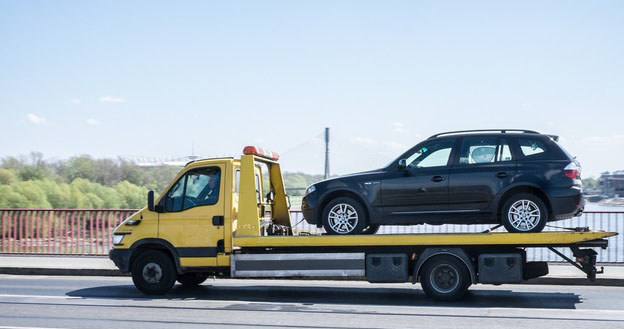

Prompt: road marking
xmin=0 ymin=326 xmax=71 ymax=329
xmin=0 ymin=294 xmax=80 ymax=300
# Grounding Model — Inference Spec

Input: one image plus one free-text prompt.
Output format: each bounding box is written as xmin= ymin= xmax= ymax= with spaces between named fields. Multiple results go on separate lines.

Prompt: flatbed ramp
xmin=233 ymin=231 xmax=616 ymax=248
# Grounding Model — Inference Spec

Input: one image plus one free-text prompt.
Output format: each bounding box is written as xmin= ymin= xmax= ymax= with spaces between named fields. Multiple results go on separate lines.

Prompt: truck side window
xmin=164 ymin=176 xmax=186 ymax=212
xmin=163 ymin=167 xmax=221 ymax=212
xmin=183 ymin=167 xmax=220 ymax=210
xmin=235 ymin=169 xmax=240 ymax=194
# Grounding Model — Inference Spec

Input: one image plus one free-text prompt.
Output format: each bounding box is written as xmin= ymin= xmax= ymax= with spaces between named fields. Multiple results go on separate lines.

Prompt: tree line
xmin=0 ymin=153 xmax=323 ymax=209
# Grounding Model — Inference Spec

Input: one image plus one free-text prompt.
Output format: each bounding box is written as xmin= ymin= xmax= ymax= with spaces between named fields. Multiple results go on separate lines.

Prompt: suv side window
xmin=459 ymin=138 xmax=513 ymax=165
xmin=518 ymin=139 xmax=547 ymax=157
xmin=163 ymin=167 xmax=221 ymax=212
xmin=405 ymin=139 xmax=454 ymax=168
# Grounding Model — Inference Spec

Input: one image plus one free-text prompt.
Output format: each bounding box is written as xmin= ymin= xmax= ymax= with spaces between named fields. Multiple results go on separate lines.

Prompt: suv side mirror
xmin=398 ymin=158 xmax=407 ymax=170
xmin=147 ymin=191 xmax=155 ymax=211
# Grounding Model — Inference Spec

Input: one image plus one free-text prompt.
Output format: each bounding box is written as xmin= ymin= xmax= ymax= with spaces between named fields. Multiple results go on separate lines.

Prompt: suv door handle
xmin=495 ymin=172 xmax=509 ymax=178
xmin=431 ymin=175 xmax=446 ymax=182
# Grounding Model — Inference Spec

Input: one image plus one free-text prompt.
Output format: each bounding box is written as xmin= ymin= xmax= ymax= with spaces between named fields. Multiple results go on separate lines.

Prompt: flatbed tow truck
xmin=109 ymin=146 xmax=617 ymax=301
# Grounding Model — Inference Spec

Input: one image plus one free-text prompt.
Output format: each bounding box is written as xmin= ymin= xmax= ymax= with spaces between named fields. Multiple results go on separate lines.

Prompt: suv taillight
xmin=564 ymin=162 xmax=581 ymax=179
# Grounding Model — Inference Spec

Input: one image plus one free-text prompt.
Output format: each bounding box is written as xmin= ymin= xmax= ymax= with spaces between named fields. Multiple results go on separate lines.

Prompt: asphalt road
xmin=1 ymin=275 xmax=623 ymax=329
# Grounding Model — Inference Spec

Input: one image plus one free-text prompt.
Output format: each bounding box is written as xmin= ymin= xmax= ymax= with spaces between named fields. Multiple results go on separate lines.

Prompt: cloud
xmin=392 ymin=122 xmax=408 ymax=134
xmin=26 ymin=113 xmax=46 ymax=125
xmin=99 ymin=96 xmax=126 ymax=104
xmin=69 ymin=98 xmax=81 ymax=105
xmin=86 ymin=118 xmax=101 ymax=126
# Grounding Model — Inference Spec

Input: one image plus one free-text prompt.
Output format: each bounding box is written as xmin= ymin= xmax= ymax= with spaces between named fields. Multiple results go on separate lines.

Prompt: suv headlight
xmin=305 ymin=185 xmax=316 ymax=195
xmin=113 ymin=234 xmax=125 ymax=245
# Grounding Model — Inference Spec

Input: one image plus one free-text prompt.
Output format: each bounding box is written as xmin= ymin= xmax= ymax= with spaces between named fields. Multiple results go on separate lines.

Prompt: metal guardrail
xmin=290 ymin=211 xmax=624 ymax=263
xmin=1 ymin=209 xmax=622 ymax=262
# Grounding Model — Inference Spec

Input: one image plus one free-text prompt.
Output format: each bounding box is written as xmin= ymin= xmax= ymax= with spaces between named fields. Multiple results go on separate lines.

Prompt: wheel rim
xmin=507 ymin=199 xmax=541 ymax=231
xmin=142 ymin=262 xmax=163 ymax=284
xmin=328 ymin=203 xmax=359 ymax=234
xmin=429 ymin=264 xmax=460 ymax=294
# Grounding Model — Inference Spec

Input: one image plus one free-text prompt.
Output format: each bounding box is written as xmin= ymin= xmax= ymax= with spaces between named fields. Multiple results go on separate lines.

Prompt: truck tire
xmin=131 ymin=250 xmax=177 ymax=295
xmin=420 ymin=255 xmax=471 ymax=301
xmin=501 ymin=193 xmax=548 ymax=233
xmin=177 ymin=272 xmax=210 ymax=286
xmin=322 ymin=196 xmax=367 ymax=235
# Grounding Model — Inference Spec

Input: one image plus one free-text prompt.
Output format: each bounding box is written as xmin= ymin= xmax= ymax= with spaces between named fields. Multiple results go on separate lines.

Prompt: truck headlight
xmin=305 ymin=185 xmax=316 ymax=195
xmin=113 ymin=234 xmax=125 ymax=245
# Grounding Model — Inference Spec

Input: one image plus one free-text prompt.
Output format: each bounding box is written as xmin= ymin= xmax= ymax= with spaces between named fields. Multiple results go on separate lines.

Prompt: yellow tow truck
xmin=110 ymin=146 xmax=617 ymax=301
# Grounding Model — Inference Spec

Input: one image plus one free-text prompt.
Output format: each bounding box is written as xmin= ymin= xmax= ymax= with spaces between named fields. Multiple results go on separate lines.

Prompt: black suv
xmin=301 ymin=129 xmax=584 ymax=234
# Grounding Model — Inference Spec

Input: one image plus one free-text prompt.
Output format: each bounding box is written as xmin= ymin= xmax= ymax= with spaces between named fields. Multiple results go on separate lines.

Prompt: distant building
xmin=598 ymin=171 xmax=624 ymax=196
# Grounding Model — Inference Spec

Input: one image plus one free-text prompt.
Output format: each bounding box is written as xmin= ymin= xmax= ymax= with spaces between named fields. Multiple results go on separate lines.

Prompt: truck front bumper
xmin=109 ymin=248 xmax=133 ymax=273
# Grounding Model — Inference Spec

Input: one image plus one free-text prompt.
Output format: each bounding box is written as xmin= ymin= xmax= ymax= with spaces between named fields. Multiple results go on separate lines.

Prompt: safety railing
xmin=0 ymin=209 xmax=136 ymax=255
xmin=1 ymin=209 xmax=623 ymax=262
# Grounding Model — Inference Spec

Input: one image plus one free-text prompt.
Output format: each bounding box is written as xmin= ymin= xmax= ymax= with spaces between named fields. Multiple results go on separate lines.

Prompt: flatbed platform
xmin=234 ymin=231 xmax=616 ymax=248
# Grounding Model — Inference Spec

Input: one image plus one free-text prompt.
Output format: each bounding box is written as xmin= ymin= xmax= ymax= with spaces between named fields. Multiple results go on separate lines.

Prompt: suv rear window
xmin=517 ymin=139 xmax=547 ymax=157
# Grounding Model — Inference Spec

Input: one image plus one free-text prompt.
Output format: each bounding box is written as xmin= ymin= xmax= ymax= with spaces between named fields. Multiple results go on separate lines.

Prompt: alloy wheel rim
xmin=508 ymin=199 xmax=541 ymax=231
xmin=328 ymin=203 xmax=359 ymax=234
xmin=142 ymin=262 xmax=163 ymax=284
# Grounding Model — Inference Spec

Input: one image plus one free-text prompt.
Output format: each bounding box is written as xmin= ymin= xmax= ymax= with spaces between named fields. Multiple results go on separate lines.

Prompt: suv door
xmin=157 ymin=165 xmax=226 ymax=268
xmin=448 ymin=137 xmax=516 ymax=212
xmin=381 ymin=138 xmax=456 ymax=223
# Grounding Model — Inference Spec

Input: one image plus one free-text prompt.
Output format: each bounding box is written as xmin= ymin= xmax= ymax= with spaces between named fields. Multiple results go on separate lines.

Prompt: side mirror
xmin=147 ymin=191 xmax=155 ymax=211
xmin=398 ymin=158 xmax=407 ymax=170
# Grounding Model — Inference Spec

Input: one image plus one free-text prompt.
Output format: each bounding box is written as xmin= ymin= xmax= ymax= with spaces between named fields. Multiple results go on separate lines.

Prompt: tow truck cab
xmin=110 ymin=146 xmax=616 ymax=301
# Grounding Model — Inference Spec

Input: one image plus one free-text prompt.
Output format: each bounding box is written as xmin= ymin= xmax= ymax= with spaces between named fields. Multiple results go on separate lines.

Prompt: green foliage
xmin=0 ymin=154 xmax=164 ymax=209
xmin=0 ymin=168 xmax=18 ymax=185
xmin=282 ymin=172 xmax=325 ymax=196
xmin=0 ymin=153 xmax=323 ymax=209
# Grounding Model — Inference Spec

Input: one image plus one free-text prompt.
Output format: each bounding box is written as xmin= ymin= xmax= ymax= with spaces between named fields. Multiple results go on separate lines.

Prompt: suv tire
xmin=501 ymin=192 xmax=548 ymax=233
xmin=322 ymin=196 xmax=367 ymax=235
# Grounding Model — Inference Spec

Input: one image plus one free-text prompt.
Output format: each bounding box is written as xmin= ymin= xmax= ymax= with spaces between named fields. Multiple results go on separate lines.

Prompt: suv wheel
xmin=131 ymin=250 xmax=177 ymax=295
xmin=322 ymin=196 xmax=367 ymax=235
xmin=501 ymin=193 xmax=548 ymax=233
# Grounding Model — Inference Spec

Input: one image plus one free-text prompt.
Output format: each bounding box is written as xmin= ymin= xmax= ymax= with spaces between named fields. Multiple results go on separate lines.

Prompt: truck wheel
xmin=420 ymin=255 xmax=471 ymax=301
xmin=361 ymin=224 xmax=380 ymax=235
xmin=501 ymin=193 xmax=548 ymax=233
xmin=177 ymin=272 xmax=210 ymax=286
xmin=131 ymin=250 xmax=177 ymax=295
xmin=322 ymin=196 xmax=367 ymax=235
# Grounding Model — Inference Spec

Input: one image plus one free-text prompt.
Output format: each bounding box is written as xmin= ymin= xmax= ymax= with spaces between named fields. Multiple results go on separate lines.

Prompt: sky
xmin=0 ymin=1 xmax=623 ymax=177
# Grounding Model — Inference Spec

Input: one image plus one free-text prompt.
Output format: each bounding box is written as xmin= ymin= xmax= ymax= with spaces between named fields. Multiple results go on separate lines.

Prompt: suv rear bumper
xmin=547 ymin=186 xmax=585 ymax=220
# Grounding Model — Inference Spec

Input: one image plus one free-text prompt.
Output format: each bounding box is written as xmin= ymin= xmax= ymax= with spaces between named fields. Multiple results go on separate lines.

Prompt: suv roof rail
xmin=428 ymin=129 xmax=540 ymax=139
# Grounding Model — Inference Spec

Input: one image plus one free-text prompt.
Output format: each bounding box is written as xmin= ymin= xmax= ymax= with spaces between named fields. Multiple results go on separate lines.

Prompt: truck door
xmin=157 ymin=165 xmax=225 ymax=268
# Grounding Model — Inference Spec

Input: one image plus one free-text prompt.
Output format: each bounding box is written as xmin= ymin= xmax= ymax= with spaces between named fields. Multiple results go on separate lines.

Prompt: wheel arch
xmin=315 ymin=189 xmax=372 ymax=228
xmin=412 ymin=248 xmax=477 ymax=284
xmin=495 ymin=184 xmax=553 ymax=221
xmin=129 ymin=238 xmax=182 ymax=274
